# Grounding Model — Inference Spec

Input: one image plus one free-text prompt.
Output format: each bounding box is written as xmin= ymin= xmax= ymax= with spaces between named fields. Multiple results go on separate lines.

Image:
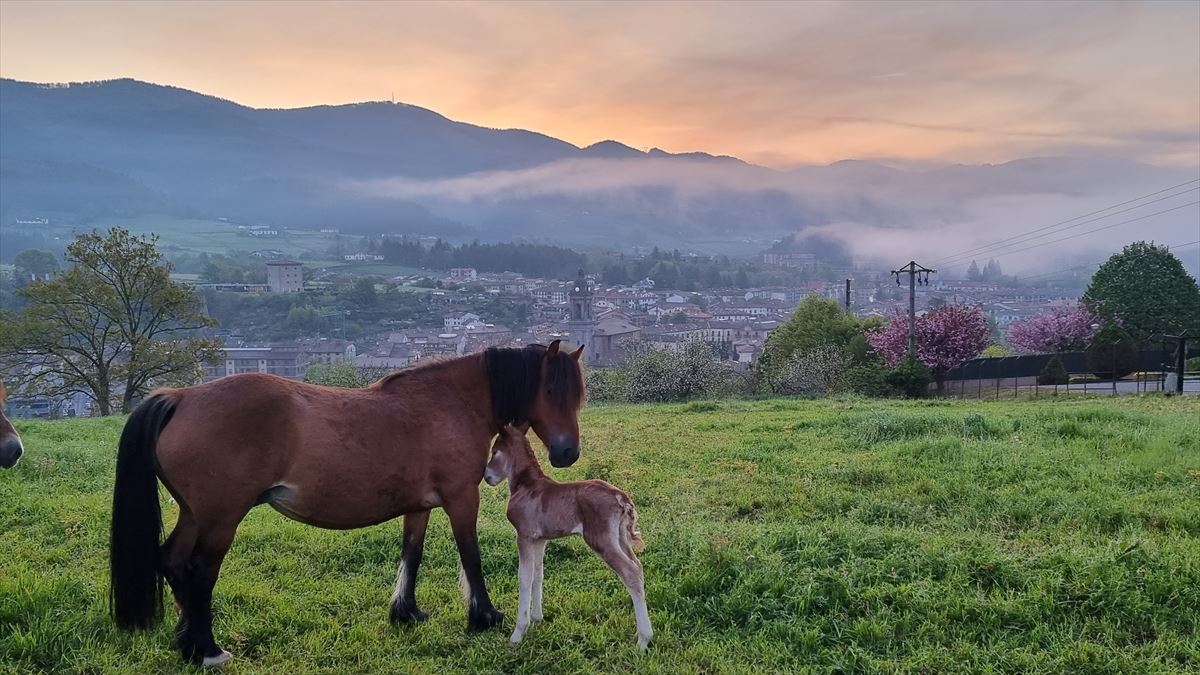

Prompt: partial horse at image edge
xmin=109 ymin=341 xmax=585 ymax=666
xmin=0 ymin=382 xmax=24 ymax=468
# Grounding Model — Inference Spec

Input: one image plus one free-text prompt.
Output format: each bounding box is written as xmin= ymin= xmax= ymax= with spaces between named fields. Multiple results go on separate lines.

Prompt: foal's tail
xmin=110 ymin=392 xmax=177 ymax=630
xmin=617 ymin=493 xmax=644 ymax=554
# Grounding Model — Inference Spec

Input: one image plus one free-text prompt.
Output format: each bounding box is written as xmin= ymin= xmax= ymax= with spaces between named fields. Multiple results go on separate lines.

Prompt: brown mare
xmin=110 ymin=341 xmax=585 ymax=666
xmin=0 ymin=382 xmax=24 ymax=468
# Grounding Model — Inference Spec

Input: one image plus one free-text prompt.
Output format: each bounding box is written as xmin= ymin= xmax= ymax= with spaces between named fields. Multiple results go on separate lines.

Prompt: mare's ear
xmin=570 ymin=345 xmax=584 ymax=361
xmin=545 ymin=339 xmax=561 ymax=358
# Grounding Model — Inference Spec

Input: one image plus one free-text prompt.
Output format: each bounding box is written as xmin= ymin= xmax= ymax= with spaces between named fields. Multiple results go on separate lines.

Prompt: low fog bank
xmin=346 ymin=155 xmax=1199 ymax=276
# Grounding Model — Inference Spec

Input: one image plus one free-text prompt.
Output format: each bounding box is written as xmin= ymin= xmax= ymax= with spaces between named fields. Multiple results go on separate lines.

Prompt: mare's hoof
xmin=468 ymin=606 xmax=505 ymax=632
xmin=200 ymin=649 xmax=232 ymax=668
xmin=389 ymin=601 xmax=429 ymax=624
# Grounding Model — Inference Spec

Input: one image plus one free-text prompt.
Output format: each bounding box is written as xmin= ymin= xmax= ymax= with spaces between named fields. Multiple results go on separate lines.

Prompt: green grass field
xmin=70 ymin=215 xmax=348 ymax=261
xmin=2 ymin=396 xmax=1199 ymax=673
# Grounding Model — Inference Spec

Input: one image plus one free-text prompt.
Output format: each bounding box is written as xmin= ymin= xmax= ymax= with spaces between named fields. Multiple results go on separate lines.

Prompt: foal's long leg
xmin=510 ymin=537 xmax=537 ymax=644
xmin=390 ymin=509 xmax=430 ymax=624
xmin=585 ymin=528 xmax=654 ymax=651
xmin=443 ymin=489 xmax=503 ymax=631
xmin=530 ymin=539 xmax=547 ymax=623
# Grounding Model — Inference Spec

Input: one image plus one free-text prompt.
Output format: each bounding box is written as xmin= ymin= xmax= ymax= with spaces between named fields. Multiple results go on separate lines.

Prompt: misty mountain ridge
xmin=2 ymin=77 xmax=1195 ymax=262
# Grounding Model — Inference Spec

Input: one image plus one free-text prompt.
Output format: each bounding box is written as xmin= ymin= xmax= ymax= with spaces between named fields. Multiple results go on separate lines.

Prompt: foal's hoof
xmin=389 ymin=602 xmax=429 ymax=625
xmin=468 ymin=606 xmax=505 ymax=632
xmin=200 ymin=649 xmax=232 ymax=668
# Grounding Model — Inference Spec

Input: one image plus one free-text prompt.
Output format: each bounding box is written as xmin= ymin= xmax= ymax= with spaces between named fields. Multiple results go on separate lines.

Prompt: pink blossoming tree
xmin=1006 ymin=304 xmax=1101 ymax=354
xmin=866 ymin=304 xmax=990 ymax=391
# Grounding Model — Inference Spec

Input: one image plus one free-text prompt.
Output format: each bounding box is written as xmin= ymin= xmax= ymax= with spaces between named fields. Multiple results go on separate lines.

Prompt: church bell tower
xmin=567 ymin=269 xmax=597 ymax=364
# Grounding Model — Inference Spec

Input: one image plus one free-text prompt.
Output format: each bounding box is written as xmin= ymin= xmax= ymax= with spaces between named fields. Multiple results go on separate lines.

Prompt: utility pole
xmin=845 ymin=278 xmax=852 ymax=311
xmin=890 ymin=261 xmax=936 ymax=358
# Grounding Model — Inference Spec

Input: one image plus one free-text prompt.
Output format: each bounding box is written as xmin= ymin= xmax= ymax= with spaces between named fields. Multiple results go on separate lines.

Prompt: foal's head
xmin=483 ymin=425 xmax=536 ymax=486
xmin=0 ymin=382 xmax=24 ymax=469
xmin=483 ymin=339 xmax=586 ymax=468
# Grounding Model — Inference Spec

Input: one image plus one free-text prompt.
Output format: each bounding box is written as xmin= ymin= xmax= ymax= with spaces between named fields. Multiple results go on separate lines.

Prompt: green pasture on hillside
xmin=86 ymin=216 xmax=341 ymax=259
xmin=1 ymin=396 xmax=1198 ymax=673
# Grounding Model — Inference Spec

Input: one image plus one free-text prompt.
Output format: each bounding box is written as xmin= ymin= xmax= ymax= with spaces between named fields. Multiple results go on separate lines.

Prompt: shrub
xmin=981 ymin=344 xmax=1009 ymax=358
xmin=712 ymin=368 xmax=756 ymax=399
xmin=304 ymin=362 xmax=365 ymax=388
xmin=886 ymin=356 xmax=931 ymax=398
xmin=1038 ymin=355 xmax=1069 ymax=385
xmin=1186 ymin=356 xmax=1200 ymax=373
xmin=771 ymin=346 xmax=850 ymax=397
xmin=847 ymin=362 xmax=895 ymax=397
xmin=584 ymin=368 xmax=626 ymax=403
xmin=622 ymin=341 xmax=734 ymax=403
xmin=1086 ymin=324 xmax=1137 ymax=379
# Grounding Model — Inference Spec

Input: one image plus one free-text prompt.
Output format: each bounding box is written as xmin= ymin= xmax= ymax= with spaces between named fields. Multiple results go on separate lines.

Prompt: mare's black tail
xmin=110 ymin=393 xmax=176 ymax=630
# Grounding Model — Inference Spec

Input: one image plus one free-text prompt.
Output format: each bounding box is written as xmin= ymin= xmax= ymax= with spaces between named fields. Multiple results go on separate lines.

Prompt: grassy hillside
xmin=2 ymin=396 xmax=1198 ymax=673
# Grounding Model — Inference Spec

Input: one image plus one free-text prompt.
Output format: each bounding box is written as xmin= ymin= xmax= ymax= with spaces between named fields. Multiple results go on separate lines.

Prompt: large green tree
xmin=0 ymin=228 xmax=218 ymax=415
xmin=1082 ymin=242 xmax=1200 ymax=343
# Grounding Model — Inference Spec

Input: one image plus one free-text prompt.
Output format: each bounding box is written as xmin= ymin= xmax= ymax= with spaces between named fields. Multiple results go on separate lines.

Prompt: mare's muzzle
xmin=0 ymin=437 xmax=23 ymax=469
xmin=548 ymin=438 xmax=579 ymax=468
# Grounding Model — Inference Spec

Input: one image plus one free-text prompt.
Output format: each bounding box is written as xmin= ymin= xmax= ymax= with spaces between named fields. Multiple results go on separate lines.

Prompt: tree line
xmin=375 ymin=238 xmax=586 ymax=280
xmin=374 ymin=237 xmax=841 ymax=290
xmin=594 ymin=247 xmax=844 ymax=291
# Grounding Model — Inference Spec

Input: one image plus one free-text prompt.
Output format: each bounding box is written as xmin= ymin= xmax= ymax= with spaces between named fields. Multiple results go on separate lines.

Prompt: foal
xmin=484 ymin=426 xmax=653 ymax=650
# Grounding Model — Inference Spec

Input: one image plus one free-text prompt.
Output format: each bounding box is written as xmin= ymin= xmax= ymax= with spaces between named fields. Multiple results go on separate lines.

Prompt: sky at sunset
xmin=1 ymin=0 xmax=1198 ymax=167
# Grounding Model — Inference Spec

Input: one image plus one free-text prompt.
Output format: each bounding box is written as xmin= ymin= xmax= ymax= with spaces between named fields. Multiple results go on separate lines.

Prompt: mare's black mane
xmin=483 ymin=344 xmax=582 ymax=428
xmin=375 ymin=344 xmax=582 ymax=428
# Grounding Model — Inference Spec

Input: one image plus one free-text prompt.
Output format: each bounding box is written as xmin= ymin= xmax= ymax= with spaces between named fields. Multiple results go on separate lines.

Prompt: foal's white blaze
xmin=570 ymin=523 xmax=583 ymax=534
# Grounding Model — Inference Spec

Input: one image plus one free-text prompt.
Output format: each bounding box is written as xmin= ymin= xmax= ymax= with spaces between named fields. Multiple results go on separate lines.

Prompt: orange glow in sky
xmin=2 ymin=0 xmax=1197 ymax=167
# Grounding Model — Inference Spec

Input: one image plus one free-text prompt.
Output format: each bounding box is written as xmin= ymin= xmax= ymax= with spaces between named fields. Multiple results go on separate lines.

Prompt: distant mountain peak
xmin=581 ymin=140 xmax=646 ymax=158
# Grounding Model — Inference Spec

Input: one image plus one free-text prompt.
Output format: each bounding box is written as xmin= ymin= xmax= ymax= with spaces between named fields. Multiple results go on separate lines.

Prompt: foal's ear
xmin=545 ymin=339 xmax=561 ymax=358
xmin=570 ymin=345 xmax=584 ymax=361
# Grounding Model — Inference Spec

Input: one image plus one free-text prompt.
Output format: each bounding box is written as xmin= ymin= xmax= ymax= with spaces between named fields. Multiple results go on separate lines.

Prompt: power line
xmin=931 ymin=179 xmax=1200 ymax=266
xmin=940 ymin=200 xmax=1200 ymax=271
xmin=936 ymin=186 xmax=1199 ymax=268
xmin=933 ymin=178 xmax=1200 ymax=264
xmin=1016 ymin=239 xmax=1200 ymax=282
